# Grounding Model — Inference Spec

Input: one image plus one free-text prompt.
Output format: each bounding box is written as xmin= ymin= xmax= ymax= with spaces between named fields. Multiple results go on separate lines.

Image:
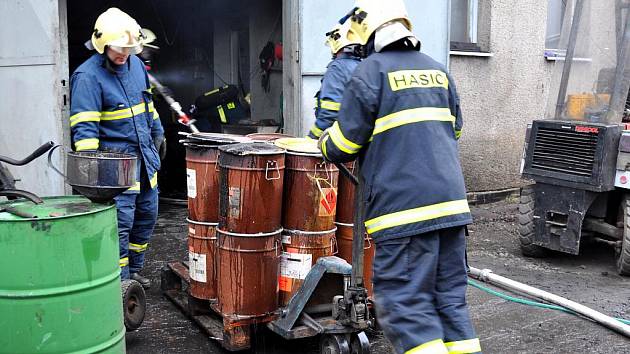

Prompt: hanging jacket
xmin=70 ymin=53 xmax=164 ymax=193
xmin=308 ymin=53 xmax=361 ymax=139
xmin=321 ymin=49 xmax=470 ymax=242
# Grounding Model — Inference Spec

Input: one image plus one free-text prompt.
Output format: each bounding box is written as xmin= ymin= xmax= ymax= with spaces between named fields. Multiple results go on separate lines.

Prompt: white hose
xmin=468 ymin=267 xmax=630 ymax=338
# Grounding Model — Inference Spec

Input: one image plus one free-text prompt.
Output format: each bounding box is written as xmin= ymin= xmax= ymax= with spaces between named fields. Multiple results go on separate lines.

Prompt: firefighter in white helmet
xmin=319 ymin=0 xmax=480 ymax=353
xmin=70 ymin=8 xmax=164 ymax=289
xmin=307 ymin=20 xmax=362 ymax=139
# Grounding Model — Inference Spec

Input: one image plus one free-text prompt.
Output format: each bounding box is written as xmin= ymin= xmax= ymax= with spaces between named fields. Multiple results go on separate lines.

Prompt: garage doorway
xmin=66 ymin=0 xmax=283 ymax=198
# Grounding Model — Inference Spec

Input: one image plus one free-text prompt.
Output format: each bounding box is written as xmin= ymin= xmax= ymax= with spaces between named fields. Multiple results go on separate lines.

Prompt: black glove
xmin=153 ymin=136 xmax=167 ymax=160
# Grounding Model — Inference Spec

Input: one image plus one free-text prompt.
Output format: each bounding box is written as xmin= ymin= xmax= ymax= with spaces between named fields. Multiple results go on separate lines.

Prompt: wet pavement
xmin=127 ymin=198 xmax=630 ymax=353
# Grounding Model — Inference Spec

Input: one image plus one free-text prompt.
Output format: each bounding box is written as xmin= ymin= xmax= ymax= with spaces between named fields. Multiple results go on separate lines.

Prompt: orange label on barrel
xmin=279 ymin=275 xmax=293 ymax=291
xmin=319 ymin=188 xmax=337 ymax=216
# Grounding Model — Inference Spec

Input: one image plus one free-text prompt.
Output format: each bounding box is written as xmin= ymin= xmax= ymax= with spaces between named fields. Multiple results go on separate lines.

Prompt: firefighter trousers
xmin=114 ymin=170 xmax=159 ymax=280
xmin=373 ymin=226 xmax=480 ymax=354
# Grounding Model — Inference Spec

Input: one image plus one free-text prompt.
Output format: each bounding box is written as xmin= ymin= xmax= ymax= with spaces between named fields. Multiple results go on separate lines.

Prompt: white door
xmin=286 ymin=0 xmax=451 ymax=137
xmin=0 ymin=0 xmax=69 ymax=197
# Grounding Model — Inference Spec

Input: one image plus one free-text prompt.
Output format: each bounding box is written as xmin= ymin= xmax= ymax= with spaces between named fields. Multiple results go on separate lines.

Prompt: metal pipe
xmin=351 ymin=163 xmax=365 ymax=288
xmin=0 ymin=141 xmax=55 ymax=166
xmin=335 ymin=162 xmax=359 ymax=186
xmin=0 ymin=189 xmax=43 ymax=205
xmin=607 ymin=6 xmax=630 ymax=123
xmin=468 ymin=267 xmax=630 ymax=338
xmin=555 ymin=0 xmax=586 ymax=119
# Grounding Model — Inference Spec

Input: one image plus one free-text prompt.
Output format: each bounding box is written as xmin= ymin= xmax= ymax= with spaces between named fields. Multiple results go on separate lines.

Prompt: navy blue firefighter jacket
xmin=69 ymin=53 xmax=164 ymax=193
xmin=308 ymin=53 xmax=361 ymax=139
xmin=321 ymin=49 xmax=471 ymax=242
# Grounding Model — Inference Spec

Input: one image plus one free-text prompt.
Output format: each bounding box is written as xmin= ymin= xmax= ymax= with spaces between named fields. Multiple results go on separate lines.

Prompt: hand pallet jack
xmin=267 ymin=163 xmax=372 ymax=353
xmin=160 ymin=163 xmax=372 ymax=353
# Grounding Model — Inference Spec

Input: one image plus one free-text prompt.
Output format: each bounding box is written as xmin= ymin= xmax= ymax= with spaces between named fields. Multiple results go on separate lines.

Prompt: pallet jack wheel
xmin=320 ymin=334 xmax=350 ymax=354
xmin=616 ymin=194 xmax=630 ymax=275
xmin=122 ymin=279 xmax=146 ymax=331
xmin=350 ymin=331 xmax=370 ymax=354
xmin=160 ymin=265 xmax=181 ymax=291
xmin=518 ymin=186 xmax=548 ymax=258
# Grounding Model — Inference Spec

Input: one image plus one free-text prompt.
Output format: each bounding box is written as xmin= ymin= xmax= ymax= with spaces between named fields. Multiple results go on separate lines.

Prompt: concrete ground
xmin=127 ymin=199 xmax=630 ymax=353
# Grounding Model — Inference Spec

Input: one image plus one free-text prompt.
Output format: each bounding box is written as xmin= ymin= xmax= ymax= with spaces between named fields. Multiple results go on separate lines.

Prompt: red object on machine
xmin=274 ymin=42 xmax=283 ymax=61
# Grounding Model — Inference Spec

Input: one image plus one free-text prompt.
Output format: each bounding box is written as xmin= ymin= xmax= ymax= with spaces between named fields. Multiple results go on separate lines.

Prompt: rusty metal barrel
xmin=216 ymin=142 xmax=286 ymax=319
xmin=336 ymin=161 xmax=356 ymax=224
xmin=272 ymin=138 xmax=342 ymax=305
xmin=185 ymin=143 xmax=221 ymax=222
xmin=279 ymin=228 xmax=337 ymax=306
xmin=185 ymin=133 xmax=251 ymax=222
xmin=183 ymin=133 xmax=250 ymax=301
xmin=216 ymin=228 xmax=282 ymax=318
xmin=218 ymin=142 xmax=285 ymax=233
xmin=282 ymin=151 xmax=339 ymax=231
xmin=187 ymin=219 xmax=218 ymax=300
xmin=335 ymin=222 xmax=374 ymax=297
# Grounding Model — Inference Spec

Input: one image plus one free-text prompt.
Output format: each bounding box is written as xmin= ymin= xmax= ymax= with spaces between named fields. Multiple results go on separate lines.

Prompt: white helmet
xmin=347 ymin=0 xmax=413 ymax=45
xmin=325 ymin=20 xmax=361 ymax=55
xmin=90 ymin=8 xmax=156 ymax=54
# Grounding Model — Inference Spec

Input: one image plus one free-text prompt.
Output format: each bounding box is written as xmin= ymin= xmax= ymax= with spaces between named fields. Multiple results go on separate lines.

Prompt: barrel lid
xmin=246 ymin=133 xmax=295 ymax=142
xmin=0 ymin=196 xmax=114 ymax=221
xmin=219 ymin=142 xmax=285 ymax=156
xmin=274 ymin=138 xmax=321 ymax=155
xmin=182 ymin=141 xmax=220 ymax=149
xmin=188 ymin=133 xmax=252 ymax=145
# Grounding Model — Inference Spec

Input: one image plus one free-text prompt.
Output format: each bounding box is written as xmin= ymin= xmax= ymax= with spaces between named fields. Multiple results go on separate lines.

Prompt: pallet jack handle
xmin=334 ymin=162 xmax=365 ymax=289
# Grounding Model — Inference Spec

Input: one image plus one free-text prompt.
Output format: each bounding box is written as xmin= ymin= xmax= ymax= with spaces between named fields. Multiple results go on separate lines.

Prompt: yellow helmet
xmin=347 ymin=0 xmax=413 ymax=45
xmin=326 ymin=20 xmax=361 ymax=55
xmin=90 ymin=8 xmax=155 ymax=54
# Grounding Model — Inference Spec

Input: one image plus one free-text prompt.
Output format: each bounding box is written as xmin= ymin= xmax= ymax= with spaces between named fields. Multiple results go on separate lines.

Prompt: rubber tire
xmin=518 ymin=186 xmax=548 ymax=258
xmin=350 ymin=332 xmax=371 ymax=354
xmin=617 ymin=195 xmax=630 ymax=275
xmin=320 ymin=334 xmax=350 ymax=354
xmin=122 ymin=279 xmax=146 ymax=331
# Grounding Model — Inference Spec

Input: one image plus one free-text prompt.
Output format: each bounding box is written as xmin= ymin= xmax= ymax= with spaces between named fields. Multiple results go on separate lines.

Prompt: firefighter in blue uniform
xmin=319 ymin=1 xmax=480 ymax=353
xmin=70 ymin=8 xmax=165 ymax=289
xmin=307 ymin=21 xmax=362 ymax=139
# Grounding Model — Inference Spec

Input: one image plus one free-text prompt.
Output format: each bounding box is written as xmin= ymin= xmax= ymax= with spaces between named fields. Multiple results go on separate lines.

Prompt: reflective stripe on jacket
xmin=322 ymin=50 xmax=470 ymax=242
xmin=308 ymin=54 xmax=361 ymax=139
xmin=70 ymin=54 xmax=164 ymax=193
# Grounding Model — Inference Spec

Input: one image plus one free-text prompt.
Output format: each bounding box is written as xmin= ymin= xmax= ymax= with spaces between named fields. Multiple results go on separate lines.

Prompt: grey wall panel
xmin=0 ymin=65 xmax=65 ymax=197
xmin=300 ymin=0 xmax=449 ymax=75
xmin=300 ymin=76 xmax=322 ymax=136
xmin=296 ymin=0 xmax=450 ymax=136
xmin=300 ymin=0 xmax=354 ymax=75
xmin=450 ymin=0 xmax=550 ymax=191
xmin=0 ymin=0 xmax=55 ymax=64
xmin=410 ymin=1 xmax=450 ymax=66
xmin=0 ymin=0 xmax=66 ymax=197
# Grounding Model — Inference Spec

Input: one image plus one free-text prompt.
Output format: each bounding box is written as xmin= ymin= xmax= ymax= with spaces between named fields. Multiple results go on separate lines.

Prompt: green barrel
xmin=0 ymin=196 xmax=125 ymax=353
